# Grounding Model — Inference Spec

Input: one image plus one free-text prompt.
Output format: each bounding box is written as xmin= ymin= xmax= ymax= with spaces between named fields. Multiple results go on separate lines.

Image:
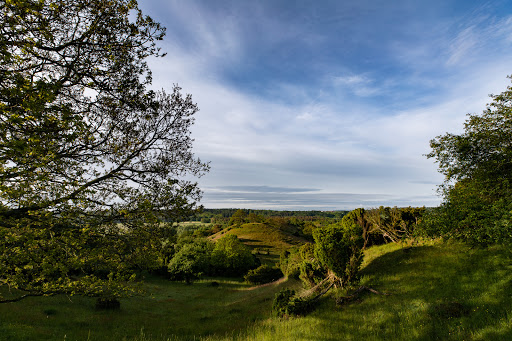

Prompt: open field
xmin=1 ymin=240 xmax=512 ymax=340
xmin=0 ymin=276 xmax=300 ymax=341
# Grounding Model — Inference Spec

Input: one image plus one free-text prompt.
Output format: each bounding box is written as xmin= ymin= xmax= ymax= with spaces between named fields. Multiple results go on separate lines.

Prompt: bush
xmin=279 ymin=250 xmax=301 ymax=279
xmin=210 ymin=235 xmax=258 ymax=276
xmin=272 ymin=289 xmax=314 ymax=317
xmin=95 ymin=297 xmax=121 ymax=310
xmin=244 ymin=265 xmax=283 ymax=284
xmin=313 ymin=209 xmax=365 ymax=287
xmin=167 ymin=239 xmax=213 ymax=283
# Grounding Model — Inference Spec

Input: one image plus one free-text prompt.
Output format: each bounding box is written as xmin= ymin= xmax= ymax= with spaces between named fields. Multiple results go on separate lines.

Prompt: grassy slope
xmin=210 ymin=223 xmax=308 ymax=265
xmin=215 ymin=241 xmax=512 ymax=341
xmin=1 ymin=240 xmax=512 ymax=340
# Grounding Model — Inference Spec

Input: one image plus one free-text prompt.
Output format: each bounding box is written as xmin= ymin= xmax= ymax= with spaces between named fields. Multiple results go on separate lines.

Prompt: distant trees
xmin=426 ymin=76 xmax=512 ymax=244
xmin=229 ymin=209 xmax=247 ymax=226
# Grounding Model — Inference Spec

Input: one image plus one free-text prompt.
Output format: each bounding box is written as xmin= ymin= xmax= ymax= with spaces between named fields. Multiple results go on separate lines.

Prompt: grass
xmin=209 ymin=240 xmax=512 ymax=341
xmin=2 ymin=240 xmax=512 ymax=340
xmin=0 ymin=276 xmax=301 ymax=341
xmin=211 ymin=223 xmax=307 ymax=265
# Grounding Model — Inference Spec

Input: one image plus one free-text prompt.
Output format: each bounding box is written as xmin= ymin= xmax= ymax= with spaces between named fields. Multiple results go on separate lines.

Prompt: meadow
xmin=1 ymin=240 xmax=511 ymax=340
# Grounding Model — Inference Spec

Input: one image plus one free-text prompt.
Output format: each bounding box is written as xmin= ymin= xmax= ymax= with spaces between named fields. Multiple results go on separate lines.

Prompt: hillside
xmin=215 ymin=241 xmax=512 ymax=341
xmin=1 ymin=240 xmax=511 ymax=340
xmin=210 ymin=222 xmax=310 ymax=265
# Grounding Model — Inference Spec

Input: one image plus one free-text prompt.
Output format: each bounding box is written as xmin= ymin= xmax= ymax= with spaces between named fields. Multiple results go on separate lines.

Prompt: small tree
xmin=211 ymin=234 xmax=257 ymax=276
xmin=313 ymin=209 xmax=365 ymax=287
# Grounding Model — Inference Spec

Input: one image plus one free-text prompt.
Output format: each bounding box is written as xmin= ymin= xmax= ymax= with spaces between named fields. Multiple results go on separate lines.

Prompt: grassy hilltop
xmin=210 ymin=222 xmax=309 ymax=265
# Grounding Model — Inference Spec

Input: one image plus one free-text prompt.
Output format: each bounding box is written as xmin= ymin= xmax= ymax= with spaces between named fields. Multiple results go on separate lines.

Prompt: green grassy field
xmin=0 ymin=276 xmax=300 ymax=341
xmin=1 ymin=240 xmax=511 ymax=340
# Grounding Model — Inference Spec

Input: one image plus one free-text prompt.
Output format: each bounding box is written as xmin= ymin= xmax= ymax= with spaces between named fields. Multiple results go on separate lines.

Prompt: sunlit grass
xmin=205 ymin=240 xmax=512 ymax=341
xmin=1 ymin=240 xmax=512 ymax=340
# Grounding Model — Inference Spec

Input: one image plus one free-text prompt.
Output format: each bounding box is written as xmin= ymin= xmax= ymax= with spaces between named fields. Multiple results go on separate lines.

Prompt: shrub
xmin=95 ymin=297 xmax=121 ymax=310
xmin=211 ymin=234 xmax=258 ymax=276
xmin=312 ymin=208 xmax=365 ymax=287
xmin=167 ymin=239 xmax=213 ymax=283
xmin=244 ymin=265 xmax=283 ymax=284
xmin=272 ymin=289 xmax=314 ymax=317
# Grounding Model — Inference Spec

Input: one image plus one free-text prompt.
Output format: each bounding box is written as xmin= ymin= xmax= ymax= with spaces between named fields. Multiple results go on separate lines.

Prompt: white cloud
xmin=141 ymin=1 xmax=512 ymax=209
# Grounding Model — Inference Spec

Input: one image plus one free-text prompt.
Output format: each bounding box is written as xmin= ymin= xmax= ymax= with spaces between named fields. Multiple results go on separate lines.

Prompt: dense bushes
xmin=166 ymin=235 xmax=258 ymax=281
xmin=167 ymin=239 xmax=213 ymax=283
xmin=272 ymin=289 xmax=314 ymax=317
xmin=211 ymin=234 xmax=259 ymax=276
xmin=244 ymin=265 xmax=283 ymax=284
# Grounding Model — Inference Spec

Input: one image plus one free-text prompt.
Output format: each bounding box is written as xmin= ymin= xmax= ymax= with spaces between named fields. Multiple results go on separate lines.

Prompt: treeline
xmin=185 ymin=209 xmax=348 ymax=224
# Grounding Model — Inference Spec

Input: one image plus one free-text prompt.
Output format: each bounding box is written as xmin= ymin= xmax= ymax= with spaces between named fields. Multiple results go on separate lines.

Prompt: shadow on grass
xmin=343 ymin=244 xmax=512 ymax=340
xmin=260 ymin=244 xmax=512 ymax=341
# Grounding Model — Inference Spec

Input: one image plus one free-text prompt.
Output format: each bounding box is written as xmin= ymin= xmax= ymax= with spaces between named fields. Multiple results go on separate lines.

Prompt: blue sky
xmin=139 ymin=0 xmax=512 ymax=210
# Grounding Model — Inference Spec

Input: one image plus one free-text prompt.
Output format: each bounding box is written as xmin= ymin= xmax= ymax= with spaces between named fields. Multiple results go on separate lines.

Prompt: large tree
xmin=0 ymin=0 xmax=209 ymax=302
xmin=427 ymin=76 xmax=512 ymax=244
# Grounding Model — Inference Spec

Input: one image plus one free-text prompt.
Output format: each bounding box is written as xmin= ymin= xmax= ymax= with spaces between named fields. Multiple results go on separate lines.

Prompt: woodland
xmin=1 ymin=1 xmax=512 ymax=340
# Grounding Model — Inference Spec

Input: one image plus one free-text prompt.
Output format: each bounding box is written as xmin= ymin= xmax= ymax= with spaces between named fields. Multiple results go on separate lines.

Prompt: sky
xmin=139 ymin=0 xmax=512 ymax=210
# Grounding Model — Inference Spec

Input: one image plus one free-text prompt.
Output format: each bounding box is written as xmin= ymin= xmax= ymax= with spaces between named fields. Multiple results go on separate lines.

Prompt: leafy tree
xmin=427 ymin=76 xmax=512 ymax=244
xmin=229 ymin=209 xmax=247 ymax=226
xmin=0 ymin=0 xmax=209 ymax=302
xmin=313 ymin=209 xmax=365 ymax=287
xmin=211 ymin=234 xmax=257 ymax=276
xmin=167 ymin=239 xmax=213 ymax=283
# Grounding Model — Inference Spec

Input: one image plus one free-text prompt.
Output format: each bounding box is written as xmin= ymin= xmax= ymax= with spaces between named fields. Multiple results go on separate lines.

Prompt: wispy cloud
xmin=141 ymin=0 xmax=512 ymax=210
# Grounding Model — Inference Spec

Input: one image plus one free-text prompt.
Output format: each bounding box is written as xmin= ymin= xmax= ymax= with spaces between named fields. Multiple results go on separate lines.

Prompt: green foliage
xmin=279 ymin=249 xmax=301 ymax=279
xmin=244 ymin=265 xmax=283 ymax=284
xmin=427 ymin=76 xmax=512 ymax=244
xmin=211 ymin=235 xmax=258 ymax=276
xmin=0 ymin=0 xmax=209 ymax=301
xmin=229 ymin=209 xmax=248 ymax=226
xmin=272 ymin=289 xmax=314 ymax=318
xmin=312 ymin=209 xmax=365 ymax=286
xmin=167 ymin=239 xmax=213 ymax=283
xmin=365 ymin=206 xmax=425 ymax=244
xmin=297 ymin=243 xmax=326 ymax=288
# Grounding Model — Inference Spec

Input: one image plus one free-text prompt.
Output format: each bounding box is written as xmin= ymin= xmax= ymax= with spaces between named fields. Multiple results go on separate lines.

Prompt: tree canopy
xmin=426 ymin=76 xmax=512 ymax=244
xmin=0 ymin=0 xmax=209 ymax=301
